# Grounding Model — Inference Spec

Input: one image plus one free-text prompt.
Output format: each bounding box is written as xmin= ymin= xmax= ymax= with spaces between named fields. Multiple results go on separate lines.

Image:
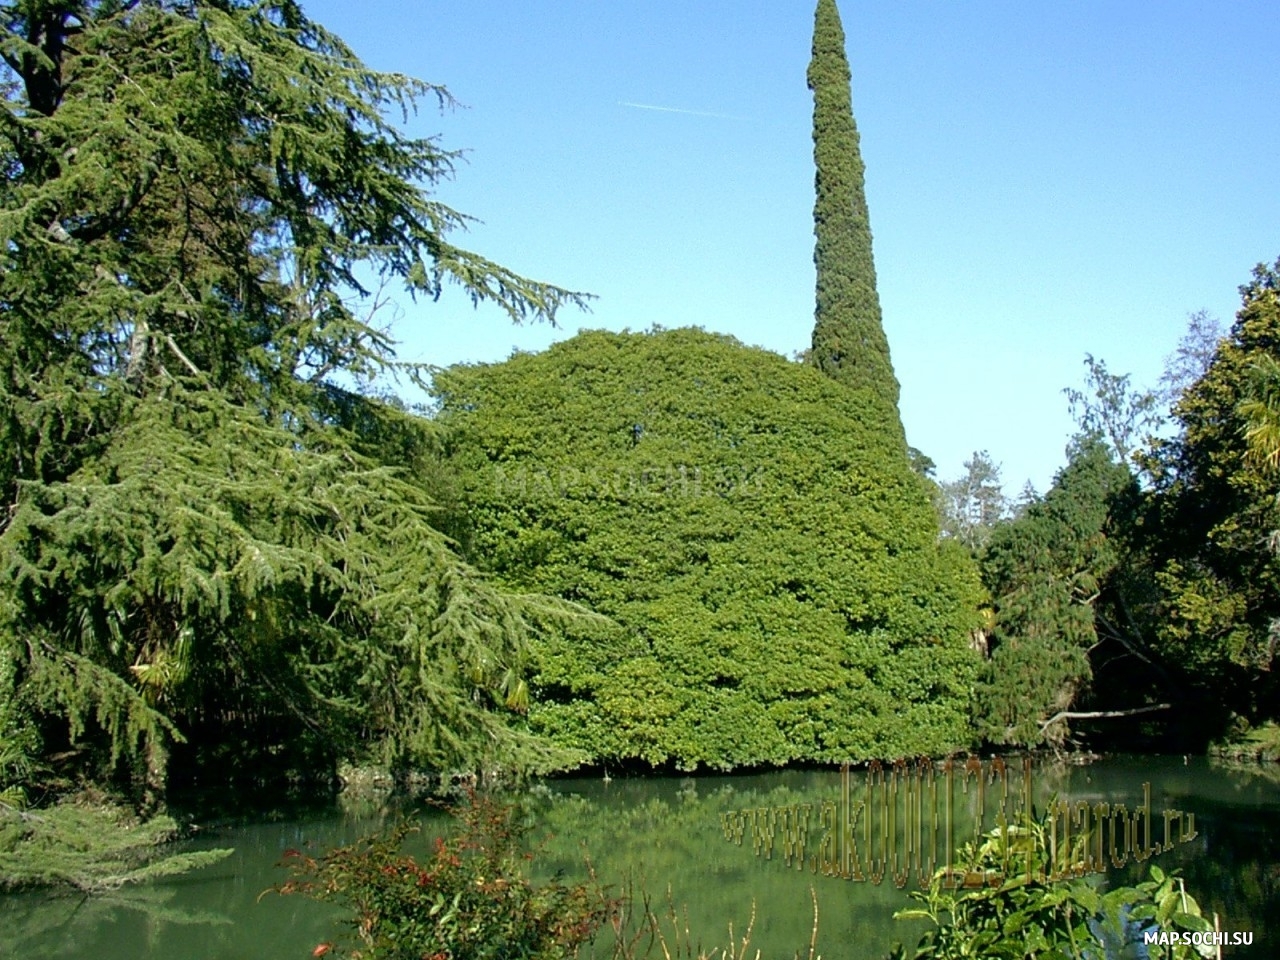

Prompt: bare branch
xmin=162 ymin=333 xmax=203 ymax=378
xmin=1040 ymin=702 xmax=1172 ymax=734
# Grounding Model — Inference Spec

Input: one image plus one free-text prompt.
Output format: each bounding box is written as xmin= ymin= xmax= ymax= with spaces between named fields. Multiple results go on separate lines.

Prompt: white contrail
xmin=617 ymin=100 xmax=746 ymax=121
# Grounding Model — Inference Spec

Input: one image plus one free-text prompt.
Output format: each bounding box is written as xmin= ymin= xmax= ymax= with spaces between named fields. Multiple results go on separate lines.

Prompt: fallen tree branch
xmin=1040 ymin=702 xmax=1172 ymax=734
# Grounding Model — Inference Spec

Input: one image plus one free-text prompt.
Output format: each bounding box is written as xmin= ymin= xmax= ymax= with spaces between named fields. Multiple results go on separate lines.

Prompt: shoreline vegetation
xmin=1208 ymin=721 xmax=1280 ymax=764
xmin=0 ymin=793 xmax=232 ymax=895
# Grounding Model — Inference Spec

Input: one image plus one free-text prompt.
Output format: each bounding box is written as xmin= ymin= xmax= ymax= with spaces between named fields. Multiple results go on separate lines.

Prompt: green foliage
xmin=1211 ymin=719 xmax=1280 ymax=762
xmin=1141 ymin=259 xmax=1280 ymax=716
xmin=998 ymin=292 xmax=1272 ymax=752
xmin=0 ymin=1 xmax=590 ymax=792
xmin=4 ymin=383 xmax=587 ymax=784
xmin=276 ymin=792 xmax=614 ymax=960
xmin=0 ymin=796 xmax=231 ymax=893
xmin=1239 ymin=353 xmax=1280 ymax=475
xmin=976 ymin=441 xmax=1139 ymax=748
xmin=888 ymin=808 xmax=1214 ymax=960
xmin=807 ymin=0 xmax=898 ymax=405
xmin=435 ymin=328 xmax=984 ymax=768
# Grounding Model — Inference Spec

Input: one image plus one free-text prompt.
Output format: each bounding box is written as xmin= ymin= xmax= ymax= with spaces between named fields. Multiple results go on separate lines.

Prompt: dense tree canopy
xmin=975 ymin=440 xmax=1138 ymax=747
xmin=7 ymin=0 xmax=1268 ymax=797
xmin=1240 ymin=353 xmax=1280 ymax=475
xmin=975 ymin=260 xmax=1280 ymax=752
xmin=1140 ymin=259 xmax=1280 ymax=723
xmin=0 ymin=0 xmax=588 ymax=797
xmin=434 ymin=328 xmax=985 ymax=768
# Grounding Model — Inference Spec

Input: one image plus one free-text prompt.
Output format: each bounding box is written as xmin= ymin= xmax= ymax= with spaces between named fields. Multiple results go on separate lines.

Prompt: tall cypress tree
xmin=808 ymin=0 xmax=899 ymax=406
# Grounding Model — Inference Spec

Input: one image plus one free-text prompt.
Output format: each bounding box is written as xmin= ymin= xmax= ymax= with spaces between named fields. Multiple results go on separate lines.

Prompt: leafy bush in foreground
xmin=889 ymin=804 xmax=1215 ymax=960
xmin=276 ymin=793 xmax=613 ymax=960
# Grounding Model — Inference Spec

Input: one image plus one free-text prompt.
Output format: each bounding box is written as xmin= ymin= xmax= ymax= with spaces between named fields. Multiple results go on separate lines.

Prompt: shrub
xmin=275 ymin=792 xmax=614 ymax=960
xmin=888 ymin=802 xmax=1215 ymax=960
xmin=434 ymin=328 xmax=985 ymax=768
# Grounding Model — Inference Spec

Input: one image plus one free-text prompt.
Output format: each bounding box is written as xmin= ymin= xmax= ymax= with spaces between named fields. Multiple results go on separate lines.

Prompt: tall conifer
xmin=0 ymin=0 xmax=589 ymax=793
xmin=808 ymin=0 xmax=899 ymax=405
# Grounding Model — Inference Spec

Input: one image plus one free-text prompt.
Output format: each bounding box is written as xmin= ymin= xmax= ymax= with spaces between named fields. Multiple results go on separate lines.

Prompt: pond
xmin=3 ymin=756 xmax=1276 ymax=959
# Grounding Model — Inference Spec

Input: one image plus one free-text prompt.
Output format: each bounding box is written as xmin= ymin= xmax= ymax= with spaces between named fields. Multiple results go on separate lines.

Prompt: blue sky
xmin=302 ymin=0 xmax=1280 ymax=495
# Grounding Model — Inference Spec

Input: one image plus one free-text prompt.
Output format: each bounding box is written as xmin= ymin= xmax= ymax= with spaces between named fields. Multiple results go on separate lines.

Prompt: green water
xmin=4 ymin=756 xmax=1277 ymax=959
